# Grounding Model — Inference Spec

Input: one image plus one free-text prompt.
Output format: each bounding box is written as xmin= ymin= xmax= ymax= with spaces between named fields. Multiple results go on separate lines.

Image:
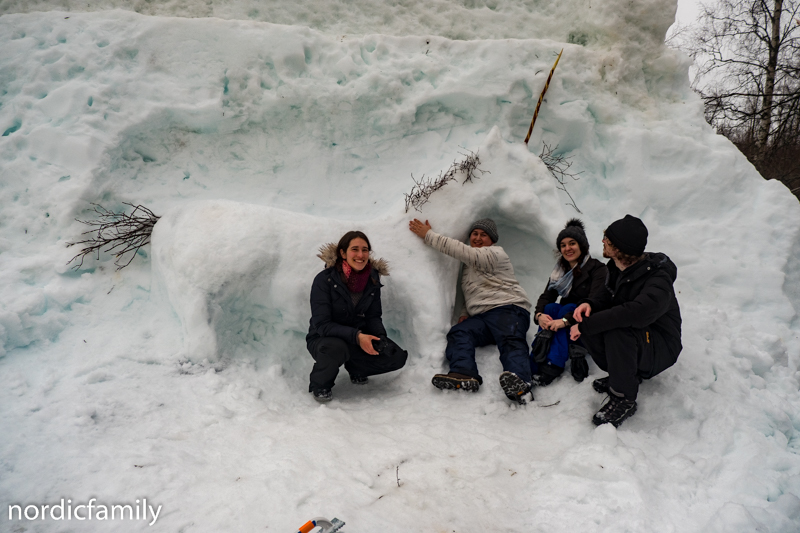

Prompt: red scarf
xmin=340 ymin=261 xmax=372 ymax=293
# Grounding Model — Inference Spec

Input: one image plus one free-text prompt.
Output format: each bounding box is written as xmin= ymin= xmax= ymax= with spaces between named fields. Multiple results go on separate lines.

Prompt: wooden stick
xmin=524 ymin=48 xmax=563 ymax=145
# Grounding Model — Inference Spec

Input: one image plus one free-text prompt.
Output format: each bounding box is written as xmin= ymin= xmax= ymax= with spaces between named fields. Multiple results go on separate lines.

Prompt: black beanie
xmin=605 ymin=215 xmax=648 ymax=256
xmin=556 ymin=218 xmax=590 ymax=256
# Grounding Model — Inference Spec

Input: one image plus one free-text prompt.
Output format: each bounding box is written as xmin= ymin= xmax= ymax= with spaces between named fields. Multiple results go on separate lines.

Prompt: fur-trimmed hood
xmin=317 ymin=242 xmax=390 ymax=276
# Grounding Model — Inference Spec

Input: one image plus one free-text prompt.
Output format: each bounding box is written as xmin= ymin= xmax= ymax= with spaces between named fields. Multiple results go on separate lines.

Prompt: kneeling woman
xmin=532 ymin=219 xmax=608 ymax=386
xmin=306 ymin=231 xmax=407 ymax=402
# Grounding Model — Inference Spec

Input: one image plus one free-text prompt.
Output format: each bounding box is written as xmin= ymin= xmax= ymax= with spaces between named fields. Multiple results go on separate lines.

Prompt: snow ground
xmin=1 ymin=1 xmax=800 ymax=532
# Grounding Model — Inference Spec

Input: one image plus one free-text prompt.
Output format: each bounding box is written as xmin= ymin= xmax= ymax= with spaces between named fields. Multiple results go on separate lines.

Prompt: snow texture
xmin=1 ymin=1 xmax=799 ymax=532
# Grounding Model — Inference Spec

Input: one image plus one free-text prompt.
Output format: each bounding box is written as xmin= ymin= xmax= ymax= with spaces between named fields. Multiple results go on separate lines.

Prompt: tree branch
xmin=66 ymin=203 xmax=160 ymax=270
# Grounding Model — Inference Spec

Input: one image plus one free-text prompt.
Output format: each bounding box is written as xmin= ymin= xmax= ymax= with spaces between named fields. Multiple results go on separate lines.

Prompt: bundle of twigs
xmin=404 ymin=150 xmax=487 ymax=212
xmin=540 ymin=142 xmax=583 ymax=213
xmin=66 ymin=203 xmax=160 ymax=270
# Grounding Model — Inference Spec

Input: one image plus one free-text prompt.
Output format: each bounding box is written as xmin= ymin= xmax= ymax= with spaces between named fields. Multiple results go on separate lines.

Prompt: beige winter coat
xmin=424 ymin=230 xmax=531 ymax=318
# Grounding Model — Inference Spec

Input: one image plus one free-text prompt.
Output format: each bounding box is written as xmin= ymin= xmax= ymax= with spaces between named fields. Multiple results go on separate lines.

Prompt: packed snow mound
xmin=151 ymin=128 xmax=563 ymax=363
xmin=1 ymin=3 xmax=800 ymax=533
xmin=1 ymin=0 xmax=677 ymax=46
xmin=1 ymin=9 xmax=797 ymax=364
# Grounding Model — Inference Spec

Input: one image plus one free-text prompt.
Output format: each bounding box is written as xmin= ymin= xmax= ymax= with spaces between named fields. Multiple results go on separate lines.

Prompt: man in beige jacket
xmin=409 ymin=218 xmax=533 ymax=404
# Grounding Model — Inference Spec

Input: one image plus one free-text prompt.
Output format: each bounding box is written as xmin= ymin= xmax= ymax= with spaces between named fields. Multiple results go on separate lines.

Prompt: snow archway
xmin=151 ymin=127 xmax=565 ymax=365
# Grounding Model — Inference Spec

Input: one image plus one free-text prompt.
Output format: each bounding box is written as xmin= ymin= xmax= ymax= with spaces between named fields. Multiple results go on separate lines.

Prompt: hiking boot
xmin=350 ymin=375 xmax=369 ymax=385
xmin=312 ymin=388 xmax=333 ymax=403
xmin=531 ymin=362 xmax=564 ymax=387
xmin=499 ymin=371 xmax=532 ymax=404
xmin=592 ymin=376 xmax=610 ymax=394
xmin=592 ymin=375 xmax=642 ymax=394
xmin=431 ymin=372 xmax=480 ymax=392
xmin=592 ymin=394 xmax=637 ymax=427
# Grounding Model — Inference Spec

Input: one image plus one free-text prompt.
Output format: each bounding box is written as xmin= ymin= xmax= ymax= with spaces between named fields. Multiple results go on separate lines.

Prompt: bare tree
xmin=681 ymin=0 xmax=800 ymax=188
xmin=689 ymin=0 xmax=799 ymax=150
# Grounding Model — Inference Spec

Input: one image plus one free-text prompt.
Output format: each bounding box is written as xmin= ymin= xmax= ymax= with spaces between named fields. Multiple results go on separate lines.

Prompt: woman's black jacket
xmin=306 ymin=265 xmax=386 ymax=349
xmin=534 ymin=257 xmax=609 ymax=326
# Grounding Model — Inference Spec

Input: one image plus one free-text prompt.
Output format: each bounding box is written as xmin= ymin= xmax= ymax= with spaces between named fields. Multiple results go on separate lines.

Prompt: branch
xmin=539 ymin=142 xmax=583 ymax=213
xmin=66 ymin=203 xmax=160 ymax=270
xmin=403 ymin=150 xmax=488 ymax=212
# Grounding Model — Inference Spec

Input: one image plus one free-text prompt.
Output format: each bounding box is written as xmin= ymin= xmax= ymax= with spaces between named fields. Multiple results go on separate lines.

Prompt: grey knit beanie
xmin=556 ymin=218 xmax=590 ymax=255
xmin=469 ymin=218 xmax=499 ymax=243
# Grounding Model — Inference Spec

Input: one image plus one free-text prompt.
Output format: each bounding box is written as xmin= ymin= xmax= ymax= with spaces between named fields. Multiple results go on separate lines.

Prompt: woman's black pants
xmin=307 ymin=336 xmax=408 ymax=392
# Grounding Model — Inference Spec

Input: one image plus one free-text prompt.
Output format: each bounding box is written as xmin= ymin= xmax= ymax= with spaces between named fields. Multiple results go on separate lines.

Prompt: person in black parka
xmin=531 ymin=219 xmax=609 ymax=386
xmin=306 ymin=231 xmax=407 ymax=402
xmin=570 ymin=215 xmax=682 ymax=428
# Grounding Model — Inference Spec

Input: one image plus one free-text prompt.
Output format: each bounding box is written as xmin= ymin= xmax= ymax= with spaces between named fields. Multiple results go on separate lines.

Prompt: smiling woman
xmin=530 ymin=219 xmax=608 ymax=386
xmin=305 ymin=231 xmax=408 ymax=402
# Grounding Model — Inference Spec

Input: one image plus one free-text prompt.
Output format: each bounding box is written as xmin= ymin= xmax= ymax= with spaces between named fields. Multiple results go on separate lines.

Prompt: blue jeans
xmin=444 ymin=304 xmax=531 ymax=384
xmin=531 ymin=302 xmax=576 ymax=374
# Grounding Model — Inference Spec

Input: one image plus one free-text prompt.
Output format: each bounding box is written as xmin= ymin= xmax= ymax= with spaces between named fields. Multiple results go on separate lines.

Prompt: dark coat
xmin=534 ymin=257 xmax=609 ymax=326
xmin=306 ymin=265 xmax=387 ymax=348
xmin=579 ymin=252 xmax=682 ymax=358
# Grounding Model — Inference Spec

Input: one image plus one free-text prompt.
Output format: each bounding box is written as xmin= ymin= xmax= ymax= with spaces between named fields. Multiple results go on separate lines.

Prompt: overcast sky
xmin=676 ymin=0 xmax=702 ymax=26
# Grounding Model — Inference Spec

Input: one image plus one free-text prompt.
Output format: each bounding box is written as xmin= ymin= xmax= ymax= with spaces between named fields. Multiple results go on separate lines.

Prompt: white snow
xmin=1 ymin=1 xmax=799 ymax=532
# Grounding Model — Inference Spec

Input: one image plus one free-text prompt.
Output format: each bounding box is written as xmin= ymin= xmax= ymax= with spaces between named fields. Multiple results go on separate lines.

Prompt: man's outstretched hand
xmin=409 ymin=219 xmax=432 ymax=239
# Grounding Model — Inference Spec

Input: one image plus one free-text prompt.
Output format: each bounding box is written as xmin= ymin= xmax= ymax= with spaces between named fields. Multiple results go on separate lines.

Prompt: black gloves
xmin=569 ymin=343 xmax=589 ymax=382
xmin=530 ymin=329 xmax=554 ymax=364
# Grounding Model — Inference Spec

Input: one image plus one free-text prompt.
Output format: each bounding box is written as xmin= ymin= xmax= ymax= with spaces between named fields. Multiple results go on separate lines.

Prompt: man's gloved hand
xmin=569 ymin=344 xmax=590 ymax=382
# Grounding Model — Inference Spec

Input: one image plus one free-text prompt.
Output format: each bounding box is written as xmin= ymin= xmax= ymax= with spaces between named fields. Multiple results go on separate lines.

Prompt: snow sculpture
xmin=151 ymin=128 xmax=566 ymax=362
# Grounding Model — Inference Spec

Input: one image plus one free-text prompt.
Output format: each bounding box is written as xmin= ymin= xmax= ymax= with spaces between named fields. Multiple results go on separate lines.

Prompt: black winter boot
xmin=592 ymin=393 xmax=637 ymax=427
xmin=312 ymin=388 xmax=333 ymax=403
xmin=432 ymin=373 xmax=480 ymax=392
xmin=499 ymin=371 xmax=532 ymax=404
xmin=350 ymin=375 xmax=369 ymax=385
xmin=531 ymin=363 xmax=564 ymax=387
xmin=592 ymin=375 xmax=642 ymax=394
xmin=592 ymin=376 xmax=610 ymax=394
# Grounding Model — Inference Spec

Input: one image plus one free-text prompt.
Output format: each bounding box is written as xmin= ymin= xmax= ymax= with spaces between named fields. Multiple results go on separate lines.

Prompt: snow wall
xmin=2 ymin=1 xmax=800 ymax=531
xmin=2 ymin=4 xmax=798 ymax=368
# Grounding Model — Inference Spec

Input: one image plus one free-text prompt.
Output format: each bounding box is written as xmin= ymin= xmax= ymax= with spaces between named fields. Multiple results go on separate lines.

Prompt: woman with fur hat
xmin=306 ymin=231 xmax=407 ymax=402
xmin=531 ymin=219 xmax=608 ymax=386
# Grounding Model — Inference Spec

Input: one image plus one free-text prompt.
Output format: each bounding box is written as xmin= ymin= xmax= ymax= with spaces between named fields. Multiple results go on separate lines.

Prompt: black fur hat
xmin=556 ymin=218 xmax=590 ymax=256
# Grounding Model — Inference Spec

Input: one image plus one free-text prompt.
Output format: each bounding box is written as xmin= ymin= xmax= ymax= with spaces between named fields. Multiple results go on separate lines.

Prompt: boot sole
xmin=499 ymin=371 xmax=532 ymax=404
xmin=431 ymin=375 xmax=480 ymax=392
